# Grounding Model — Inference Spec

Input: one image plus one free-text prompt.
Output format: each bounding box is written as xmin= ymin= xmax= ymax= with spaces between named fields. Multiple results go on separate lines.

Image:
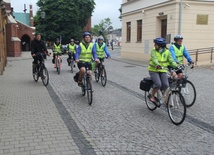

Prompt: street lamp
xmin=178 ymin=0 xmax=182 ymax=35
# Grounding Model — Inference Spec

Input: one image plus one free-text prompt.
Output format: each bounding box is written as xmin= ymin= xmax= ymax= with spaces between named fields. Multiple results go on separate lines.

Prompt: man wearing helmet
xmin=75 ymin=32 xmax=99 ymax=86
xmin=67 ymin=39 xmax=76 ymax=67
xmin=94 ymin=36 xmax=111 ymax=73
xmin=169 ymin=35 xmax=193 ymax=78
xmin=148 ymin=37 xmax=177 ymax=103
xmin=53 ymin=38 xmax=63 ymax=68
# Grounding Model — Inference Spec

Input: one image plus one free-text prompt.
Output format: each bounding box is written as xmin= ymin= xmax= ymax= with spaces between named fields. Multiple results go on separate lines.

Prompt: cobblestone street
xmin=0 ymin=48 xmax=214 ymax=155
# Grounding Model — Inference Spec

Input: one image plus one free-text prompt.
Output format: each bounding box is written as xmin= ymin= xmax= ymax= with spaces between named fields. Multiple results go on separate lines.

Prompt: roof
xmin=13 ymin=12 xmax=30 ymax=26
xmin=7 ymin=14 xmax=17 ymax=24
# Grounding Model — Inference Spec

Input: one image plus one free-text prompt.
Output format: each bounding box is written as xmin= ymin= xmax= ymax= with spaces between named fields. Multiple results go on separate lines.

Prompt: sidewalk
xmin=0 ymin=59 xmax=81 ymax=155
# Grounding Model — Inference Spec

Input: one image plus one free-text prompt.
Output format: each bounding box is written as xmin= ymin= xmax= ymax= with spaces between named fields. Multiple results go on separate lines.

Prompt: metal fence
xmin=188 ymin=47 xmax=214 ymax=65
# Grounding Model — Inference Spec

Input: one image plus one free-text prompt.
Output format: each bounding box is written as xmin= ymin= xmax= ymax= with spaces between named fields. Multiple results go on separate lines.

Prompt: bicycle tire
xmin=145 ymin=90 xmax=157 ymax=111
xmin=179 ymin=80 xmax=196 ymax=107
xmin=70 ymin=60 xmax=73 ymax=73
xmin=167 ymin=91 xmax=186 ymax=125
xmin=57 ymin=59 xmax=60 ymax=75
xmin=82 ymin=77 xmax=86 ymax=96
xmin=41 ymin=66 xmax=49 ymax=86
xmin=95 ymin=70 xmax=99 ymax=82
xmin=86 ymin=78 xmax=93 ymax=105
xmin=101 ymin=66 xmax=107 ymax=87
xmin=33 ymin=67 xmax=39 ymax=82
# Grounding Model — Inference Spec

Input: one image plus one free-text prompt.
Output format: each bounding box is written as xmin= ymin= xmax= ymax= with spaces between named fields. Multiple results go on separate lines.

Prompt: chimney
xmin=30 ymin=4 xmax=34 ymax=27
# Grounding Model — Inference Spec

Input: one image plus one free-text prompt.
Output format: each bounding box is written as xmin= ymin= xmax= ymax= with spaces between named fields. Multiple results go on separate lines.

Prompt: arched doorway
xmin=21 ymin=34 xmax=31 ymax=51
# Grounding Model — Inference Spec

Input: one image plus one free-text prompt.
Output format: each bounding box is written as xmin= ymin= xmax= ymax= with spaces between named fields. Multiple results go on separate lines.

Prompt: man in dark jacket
xmin=31 ymin=33 xmax=48 ymax=73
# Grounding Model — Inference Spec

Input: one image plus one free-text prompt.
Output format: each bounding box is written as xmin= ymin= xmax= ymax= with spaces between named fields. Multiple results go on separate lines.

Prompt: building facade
xmin=0 ymin=0 xmax=7 ymax=74
xmin=121 ymin=0 xmax=214 ymax=62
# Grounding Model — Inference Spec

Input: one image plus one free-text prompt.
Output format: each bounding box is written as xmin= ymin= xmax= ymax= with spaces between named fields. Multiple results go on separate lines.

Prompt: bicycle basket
xmin=140 ymin=77 xmax=153 ymax=91
xmin=73 ymin=72 xmax=80 ymax=82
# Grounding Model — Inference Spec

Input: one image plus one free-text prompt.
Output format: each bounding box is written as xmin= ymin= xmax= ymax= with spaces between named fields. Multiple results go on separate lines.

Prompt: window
xmin=126 ymin=22 xmax=131 ymax=42
xmin=137 ymin=20 xmax=142 ymax=42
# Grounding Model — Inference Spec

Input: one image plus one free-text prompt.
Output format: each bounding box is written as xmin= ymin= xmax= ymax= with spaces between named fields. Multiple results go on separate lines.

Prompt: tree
xmin=34 ymin=0 xmax=95 ymax=43
xmin=119 ymin=6 xmax=122 ymax=21
xmin=92 ymin=18 xmax=113 ymax=41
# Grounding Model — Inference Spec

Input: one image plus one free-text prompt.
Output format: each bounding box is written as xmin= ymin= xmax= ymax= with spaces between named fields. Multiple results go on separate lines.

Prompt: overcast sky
xmin=10 ymin=0 xmax=122 ymax=29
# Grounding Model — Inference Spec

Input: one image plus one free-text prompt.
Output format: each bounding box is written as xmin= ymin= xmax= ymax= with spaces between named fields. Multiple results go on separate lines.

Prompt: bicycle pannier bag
xmin=73 ymin=72 xmax=80 ymax=82
xmin=140 ymin=77 xmax=153 ymax=91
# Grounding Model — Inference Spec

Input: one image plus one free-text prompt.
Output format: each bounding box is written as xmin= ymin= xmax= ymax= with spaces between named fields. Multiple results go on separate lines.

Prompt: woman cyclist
xmin=148 ymin=37 xmax=178 ymax=103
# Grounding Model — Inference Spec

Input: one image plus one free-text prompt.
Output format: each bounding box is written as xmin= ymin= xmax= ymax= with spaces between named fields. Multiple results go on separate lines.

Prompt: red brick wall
xmin=83 ymin=17 xmax=92 ymax=32
xmin=17 ymin=21 xmax=34 ymax=41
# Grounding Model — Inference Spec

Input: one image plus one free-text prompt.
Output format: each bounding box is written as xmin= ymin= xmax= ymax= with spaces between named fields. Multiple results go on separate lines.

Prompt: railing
xmin=188 ymin=47 xmax=214 ymax=65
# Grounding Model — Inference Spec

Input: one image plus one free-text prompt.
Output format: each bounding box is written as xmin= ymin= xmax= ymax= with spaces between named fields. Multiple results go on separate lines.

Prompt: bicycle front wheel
xmin=41 ymin=67 xmax=49 ymax=86
xmin=179 ymin=80 xmax=196 ymax=107
xmin=145 ymin=90 xmax=157 ymax=111
xmin=33 ymin=67 xmax=39 ymax=82
xmin=101 ymin=66 xmax=107 ymax=87
xmin=86 ymin=78 xmax=93 ymax=105
xmin=95 ymin=70 xmax=99 ymax=82
xmin=57 ymin=59 xmax=60 ymax=75
xmin=70 ymin=60 xmax=74 ymax=73
xmin=167 ymin=91 xmax=186 ymax=125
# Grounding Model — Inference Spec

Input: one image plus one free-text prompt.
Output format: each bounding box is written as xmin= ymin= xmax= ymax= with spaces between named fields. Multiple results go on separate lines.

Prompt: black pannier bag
xmin=140 ymin=77 xmax=153 ymax=91
xmin=73 ymin=72 xmax=80 ymax=82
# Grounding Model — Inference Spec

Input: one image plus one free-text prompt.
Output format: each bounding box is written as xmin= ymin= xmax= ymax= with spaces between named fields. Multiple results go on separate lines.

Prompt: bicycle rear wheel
xmin=101 ymin=66 xmax=107 ymax=87
xmin=167 ymin=91 xmax=186 ymax=125
xmin=41 ymin=66 xmax=49 ymax=86
xmin=57 ymin=59 xmax=60 ymax=75
xmin=145 ymin=90 xmax=157 ymax=111
xmin=179 ymin=80 xmax=196 ymax=107
xmin=86 ymin=78 xmax=93 ymax=105
xmin=33 ymin=66 xmax=39 ymax=82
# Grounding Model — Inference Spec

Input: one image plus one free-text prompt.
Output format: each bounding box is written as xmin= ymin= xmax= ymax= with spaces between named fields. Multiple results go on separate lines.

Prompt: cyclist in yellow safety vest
xmin=148 ymin=37 xmax=177 ymax=103
xmin=75 ymin=32 xmax=100 ymax=86
xmin=53 ymin=38 xmax=62 ymax=68
xmin=169 ymin=35 xmax=194 ymax=78
xmin=93 ymin=36 xmax=111 ymax=73
xmin=67 ymin=39 xmax=77 ymax=67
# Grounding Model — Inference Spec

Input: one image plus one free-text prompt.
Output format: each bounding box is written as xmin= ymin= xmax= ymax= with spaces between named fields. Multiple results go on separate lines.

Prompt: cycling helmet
xmin=174 ymin=35 xmax=183 ymax=41
xmin=153 ymin=37 xmax=167 ymax=46
xmin=97 ymin=36 xmax=104 ymax=41
xmin=83 ymin=32 xmax=91 ymax=38
xmin=70 ymin=39 xmax=74 ymax=42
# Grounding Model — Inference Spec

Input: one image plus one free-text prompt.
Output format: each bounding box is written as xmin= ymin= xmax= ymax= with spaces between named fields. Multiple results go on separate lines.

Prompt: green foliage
xmin=92 ymin=18 xmax=113 ymax=41
xmin=34 ymin=0 xmax=95 ymax=42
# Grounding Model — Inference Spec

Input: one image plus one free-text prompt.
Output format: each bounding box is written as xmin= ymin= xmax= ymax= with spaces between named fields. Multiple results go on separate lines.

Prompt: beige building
xmin=121 ymin=0 xmax=214 ymax=63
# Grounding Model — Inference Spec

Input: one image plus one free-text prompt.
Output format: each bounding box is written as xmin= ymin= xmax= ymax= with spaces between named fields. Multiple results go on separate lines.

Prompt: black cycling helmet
xmin=153 ymin=37 xmax=167 ymax=46
xmin=174 ymin=35 xmax=183 ymax=41
xmin=83 ymin=32 xmax=91 ymax=38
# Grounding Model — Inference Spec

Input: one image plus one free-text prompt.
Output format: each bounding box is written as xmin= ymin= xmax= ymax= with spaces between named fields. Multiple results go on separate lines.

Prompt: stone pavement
xmin=0 ymin=59 xmax=82 ymax=155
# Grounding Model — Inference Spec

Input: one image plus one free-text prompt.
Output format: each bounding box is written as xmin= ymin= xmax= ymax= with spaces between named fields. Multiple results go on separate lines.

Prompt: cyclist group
xmin=31 ymin=32 xmax=111 ymax=87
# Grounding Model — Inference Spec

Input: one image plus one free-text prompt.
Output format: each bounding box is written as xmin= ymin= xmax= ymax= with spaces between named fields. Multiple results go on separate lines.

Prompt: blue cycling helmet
xmin=83 ymin=32 xmax=91 ymax=38
xmin=153 ymin=37 xmax=167 ymax=46
xmin=174 ymin=35 xmax=183 ymax=41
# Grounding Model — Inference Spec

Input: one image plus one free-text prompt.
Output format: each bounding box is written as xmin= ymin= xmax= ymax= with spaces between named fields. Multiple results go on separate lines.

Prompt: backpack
xmin=140 ymin=77 xmax=153 ymax=91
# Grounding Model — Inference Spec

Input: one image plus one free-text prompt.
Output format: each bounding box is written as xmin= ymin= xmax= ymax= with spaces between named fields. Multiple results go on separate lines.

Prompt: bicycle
xmin=55 ymin=53 xmax=62 ymax=75
xmin=175 ymin=63 xmax=196 ymax=107
xmin=32 ymin=53 xmax=50 ymax=86
xmin=140 ymin=66 xmax=186 ymax=125
xmin=94 ymin=58 xmax=107 ymax=87
xmin=80 ymin=62 xmax=93 ymax=105
xmin=67 ymin=53 xmax=75 ymax=73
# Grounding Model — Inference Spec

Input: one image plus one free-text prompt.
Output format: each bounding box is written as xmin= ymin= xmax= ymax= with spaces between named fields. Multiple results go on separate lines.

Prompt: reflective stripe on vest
xmin=148 ymin=48 xmax=170 ymax=72
xmin=96 ymin=43 xmax=105 ymax=58
xmin=68 ymin=44 xmax=76 ymax=53
xmin=54 ymin=44 xmax=61 ymax=53
xmin=173 ymin=45 xmax=184 ymax=64
xmin=79 ymin=42 xmax=93 ymax=62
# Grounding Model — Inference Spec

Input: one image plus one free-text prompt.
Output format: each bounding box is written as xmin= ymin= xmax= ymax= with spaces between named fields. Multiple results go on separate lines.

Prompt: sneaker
xmin=74 ymin=65 xmax=76 ymax=68
xmin=68 ymin=63 xmax=70 ymax=66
